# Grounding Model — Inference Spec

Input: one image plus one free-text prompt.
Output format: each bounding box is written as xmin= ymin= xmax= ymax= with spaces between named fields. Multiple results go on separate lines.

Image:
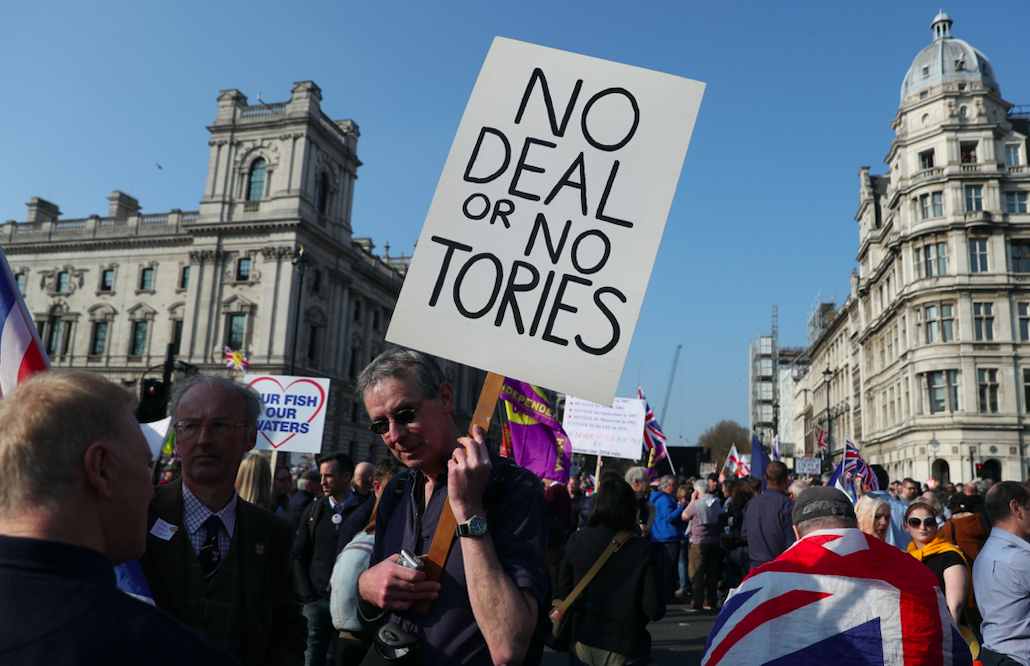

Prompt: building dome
xmin=900 ymin=12 xmax=997 ymax=103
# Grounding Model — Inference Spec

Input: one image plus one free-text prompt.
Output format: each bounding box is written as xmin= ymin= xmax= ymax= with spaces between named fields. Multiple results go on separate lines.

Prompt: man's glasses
xmin=369 ymin=401 xmax=423 ymax=435
xmin=174 ymin=419 xmax=246 ymax=438
xmin=907 ymin=517 xmax=937 ymax=529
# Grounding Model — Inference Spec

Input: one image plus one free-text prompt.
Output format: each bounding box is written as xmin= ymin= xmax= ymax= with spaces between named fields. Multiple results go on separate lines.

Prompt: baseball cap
xmin=792 ymin=486 xmax=856 ymax=526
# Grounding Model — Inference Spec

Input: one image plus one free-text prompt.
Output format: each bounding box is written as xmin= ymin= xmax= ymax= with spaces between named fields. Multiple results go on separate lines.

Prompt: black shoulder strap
xmin=378 ymin=468 xmax=414 ymax=528
xmin=375 ymin=459 xmax=518 ymax=532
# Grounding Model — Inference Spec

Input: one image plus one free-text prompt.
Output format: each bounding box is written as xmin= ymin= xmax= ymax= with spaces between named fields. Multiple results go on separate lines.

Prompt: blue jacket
xmin=649 ymin=490 xmax=685 ymax=543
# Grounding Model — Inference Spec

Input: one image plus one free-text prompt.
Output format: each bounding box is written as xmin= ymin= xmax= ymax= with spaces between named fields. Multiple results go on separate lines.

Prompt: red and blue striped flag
xmin=638 ymin=387 xmax=669 ymax=482
xmin=702 ymin=528 xmax=972 ymax=666
xmin=0 ymin=244 xmax=49 ymax=393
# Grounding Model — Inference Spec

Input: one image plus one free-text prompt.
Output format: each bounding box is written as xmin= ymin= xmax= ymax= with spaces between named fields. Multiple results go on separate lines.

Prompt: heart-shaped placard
xmin=249 ymin=376 xmax=327 ymax=449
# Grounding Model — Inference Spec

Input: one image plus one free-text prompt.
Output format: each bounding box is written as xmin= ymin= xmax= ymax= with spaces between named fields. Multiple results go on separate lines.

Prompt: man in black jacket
xmin=294 ymin=452 xmax=360 ymax=666
xmin=289 ymin=470 xmax=322 ymax=533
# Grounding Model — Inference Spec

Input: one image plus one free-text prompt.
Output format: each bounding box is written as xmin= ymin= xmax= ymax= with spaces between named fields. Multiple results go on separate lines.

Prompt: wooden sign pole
xmin=411 ymin=371 xmax=505 ymax=615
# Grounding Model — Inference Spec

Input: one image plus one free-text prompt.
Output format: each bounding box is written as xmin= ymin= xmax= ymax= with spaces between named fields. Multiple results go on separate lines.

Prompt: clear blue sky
xmin=3 ymin=2 xmax=1028 ymax=450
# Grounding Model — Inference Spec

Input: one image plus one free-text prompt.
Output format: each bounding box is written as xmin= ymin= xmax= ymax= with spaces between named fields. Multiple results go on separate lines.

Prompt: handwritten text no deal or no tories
xmin=428 ymin=66 xmax=643 ymax=358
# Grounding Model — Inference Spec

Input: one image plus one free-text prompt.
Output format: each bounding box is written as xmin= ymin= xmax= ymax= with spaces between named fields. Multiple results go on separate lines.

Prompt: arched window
xmin=247 ymin=158 xmax=266 ymax=201
xmin=316 ymin=172 xmax=329 ymax=214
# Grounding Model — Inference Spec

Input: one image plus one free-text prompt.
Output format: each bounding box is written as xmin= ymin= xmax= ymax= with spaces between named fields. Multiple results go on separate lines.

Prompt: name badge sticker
xmin=150 ymin=518 xmax=179 ymax=541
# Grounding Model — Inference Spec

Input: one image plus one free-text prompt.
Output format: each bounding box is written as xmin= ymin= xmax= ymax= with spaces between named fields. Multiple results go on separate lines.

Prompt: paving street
xmin=539 ymin=604 xmax=718 ymax=666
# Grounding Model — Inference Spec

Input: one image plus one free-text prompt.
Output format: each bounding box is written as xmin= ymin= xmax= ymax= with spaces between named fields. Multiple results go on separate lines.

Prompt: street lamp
xmin=290 ymin=245 xmax=309 ymax=376
xmin=822 ymin=364 xmax=833 ymax=464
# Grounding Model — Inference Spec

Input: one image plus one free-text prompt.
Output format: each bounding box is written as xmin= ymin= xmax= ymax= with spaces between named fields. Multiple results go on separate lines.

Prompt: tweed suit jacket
xmin=139 ymin=479 xmax=307 ymax=666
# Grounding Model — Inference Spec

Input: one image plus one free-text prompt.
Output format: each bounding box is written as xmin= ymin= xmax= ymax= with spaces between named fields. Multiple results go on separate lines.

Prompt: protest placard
xmin=795 ymin=456 xmax=822 ymax=475
xmin=562 ymin=395 xmax=645 ymax=460
xmin=245 ymin=374 xmax=330 ymax=453
xmin=386 ymin=37 xmax=705 ymax=406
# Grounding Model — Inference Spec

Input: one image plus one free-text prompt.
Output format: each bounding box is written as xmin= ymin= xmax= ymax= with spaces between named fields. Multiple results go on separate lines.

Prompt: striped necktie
xmin=198 ymin=515 xmax=224 ymax=579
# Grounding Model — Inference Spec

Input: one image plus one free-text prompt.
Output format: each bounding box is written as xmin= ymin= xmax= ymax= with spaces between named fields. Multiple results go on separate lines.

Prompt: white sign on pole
xmin=795 ymin=457 xmax=822 ymax=475
xmin=699 ymin=463 xmax=717 ymax=476
xmin=245 ymin=374 xmax=331 ymax=453
xmin=562 ymin=396 xmax=645 ymax=460
xmin=386 ymin=37 xmax=705 ymax=406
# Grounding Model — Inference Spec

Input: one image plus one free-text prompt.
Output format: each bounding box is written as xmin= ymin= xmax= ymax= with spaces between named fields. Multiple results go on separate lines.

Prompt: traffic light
xmin=976 ymin=463 xmax=984 ymax=478
xmin=138 ymin=378 xmax=168 ymax=423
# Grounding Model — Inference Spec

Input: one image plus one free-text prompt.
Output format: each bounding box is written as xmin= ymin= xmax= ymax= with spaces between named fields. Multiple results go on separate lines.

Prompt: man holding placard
xmin=356 ymin=348 xmax=548 ymax=666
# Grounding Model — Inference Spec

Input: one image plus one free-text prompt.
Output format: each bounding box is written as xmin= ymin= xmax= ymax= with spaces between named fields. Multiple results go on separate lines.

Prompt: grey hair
xmin=356 ymin=347 xmax=446 ymax=403
xmin=789 ymin=480 xmax=810 ymax=495
xmin=624 ymin=466 xmax=648 ymax=485
xmin=168 ymin=373 xmax=262 ymax=432
xmin=659 ymin=475 xmax=676 ymax=489
xmin=693 ymin=480 xmax=708 ymax=494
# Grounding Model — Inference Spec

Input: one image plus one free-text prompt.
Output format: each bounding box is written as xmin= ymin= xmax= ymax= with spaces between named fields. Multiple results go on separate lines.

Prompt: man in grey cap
xmin=702 ymin=486 xmax=971 ymax=665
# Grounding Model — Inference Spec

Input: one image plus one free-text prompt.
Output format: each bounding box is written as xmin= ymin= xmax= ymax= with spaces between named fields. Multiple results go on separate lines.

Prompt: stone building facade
xmin=795 ymin=14 xmax=1030 ymax=484
xmin=2 ymin=81 xmax=486 ymax=460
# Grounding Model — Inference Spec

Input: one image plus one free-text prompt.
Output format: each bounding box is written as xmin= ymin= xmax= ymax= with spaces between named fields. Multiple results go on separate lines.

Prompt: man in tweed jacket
xmin=140 ymin=374 xmax=306 ymax=666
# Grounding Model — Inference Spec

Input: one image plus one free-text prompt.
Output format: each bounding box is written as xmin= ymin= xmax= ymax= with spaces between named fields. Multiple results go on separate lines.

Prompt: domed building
xmin=802 ymin=13 xmax=1030 ymax=484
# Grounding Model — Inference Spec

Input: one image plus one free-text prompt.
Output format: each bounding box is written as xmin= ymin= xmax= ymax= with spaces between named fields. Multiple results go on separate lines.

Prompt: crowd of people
xmin=2 ymin=350 xmax=1029 ymax=665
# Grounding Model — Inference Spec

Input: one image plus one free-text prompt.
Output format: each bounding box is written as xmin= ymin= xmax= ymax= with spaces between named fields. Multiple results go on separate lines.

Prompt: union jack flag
xmin=638 ymin=387 xmax=668 ymax=482
xmin=225 ymin=346 xmax=249 ymax=371
xmin=0 ymin=244 xmax=49 ymax=395
xmin=702 ymin=528 xmax=972 ymax=666
xmin=829 ymin=439 xmax=879 ymax=491
xmin=816 ymin=428 xmax=829 ymax=455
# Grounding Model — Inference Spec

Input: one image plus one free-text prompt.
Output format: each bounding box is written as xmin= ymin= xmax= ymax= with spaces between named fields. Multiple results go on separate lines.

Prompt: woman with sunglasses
xmin=905 ymin=498 xmax=970 ymax=626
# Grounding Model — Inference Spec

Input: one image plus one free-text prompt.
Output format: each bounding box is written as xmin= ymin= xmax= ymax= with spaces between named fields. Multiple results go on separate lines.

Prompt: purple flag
xmin=499 ymin=378 xmax=571 ymax=483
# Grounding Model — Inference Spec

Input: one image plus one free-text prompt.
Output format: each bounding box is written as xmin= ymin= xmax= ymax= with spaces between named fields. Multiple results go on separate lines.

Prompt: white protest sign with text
xmin=245 ymin=374 xmax=330 ymax=453
xmin=386 ymin=37 xmax=705 ymax=406
xmin=562 ymin=396 xmax=645 ymax=460
xmin=795 ymin=457 xmax=822 ymax=475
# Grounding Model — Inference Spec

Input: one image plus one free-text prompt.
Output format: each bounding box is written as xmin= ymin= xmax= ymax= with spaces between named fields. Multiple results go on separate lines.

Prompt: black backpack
xmin=718 ymin=505 xmax=746 ymax=550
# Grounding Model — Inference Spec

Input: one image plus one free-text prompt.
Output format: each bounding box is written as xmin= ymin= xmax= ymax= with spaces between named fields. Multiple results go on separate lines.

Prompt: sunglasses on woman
xmin=907 ymin=517 xmax=937 ymax=529
xmin=368 ymin=401 xmax=423 ymax=435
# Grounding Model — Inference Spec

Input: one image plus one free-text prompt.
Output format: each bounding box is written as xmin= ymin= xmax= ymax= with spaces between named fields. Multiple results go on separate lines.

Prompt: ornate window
xmin=969 ymin=238 xmax=989 ymax=273
xmin=978 ymin=369 xmax=999 ymax=413
xmin=973 ymin=302 xmax=994 ymax=341
xmin=316 ymin=172 xmax=330 ymax=214
xmin=247 ymin=158 xmax=266 ymax=201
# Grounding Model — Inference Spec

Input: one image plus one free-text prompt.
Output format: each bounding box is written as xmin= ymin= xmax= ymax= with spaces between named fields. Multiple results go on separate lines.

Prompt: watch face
xmin=469 ymin=515 xmax=488 ymax=536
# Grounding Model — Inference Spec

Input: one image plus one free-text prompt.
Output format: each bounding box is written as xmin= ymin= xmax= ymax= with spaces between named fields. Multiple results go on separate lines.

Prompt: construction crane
xmin=659 ymin=344 xmax=682 ymax=428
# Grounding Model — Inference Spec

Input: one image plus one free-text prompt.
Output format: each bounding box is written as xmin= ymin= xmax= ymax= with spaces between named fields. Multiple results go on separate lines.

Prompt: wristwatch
xmin=455 ymin=515 xmax=489 ymax=538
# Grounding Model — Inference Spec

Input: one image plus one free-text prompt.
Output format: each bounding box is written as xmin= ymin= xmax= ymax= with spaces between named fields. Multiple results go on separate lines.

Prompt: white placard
xmin=562 ymin=396 xmax=645 ymax=460
xmin=795 ymin=457 xmax=822 ymax=475
xmin=140 ymin=416 xmax=172 ymax=458
xmin=386 ymin=37 xmax=705 ymax=406
xmin=699 ymin=463 xmax=717 ymax=476
xmin=245 ymin=374 xmax=331 ymax=453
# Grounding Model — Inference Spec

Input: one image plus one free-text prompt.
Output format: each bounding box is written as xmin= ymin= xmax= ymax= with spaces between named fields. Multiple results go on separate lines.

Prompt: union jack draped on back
xmin=829 ymin=439 xmax=879 ymax=491
xmin=702 ymin=529 xmax=972 ymax=666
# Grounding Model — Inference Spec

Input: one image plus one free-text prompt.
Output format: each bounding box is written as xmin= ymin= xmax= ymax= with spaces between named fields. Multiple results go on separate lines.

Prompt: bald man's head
xmin=353 ymin=461 xmax=374 ymax=494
